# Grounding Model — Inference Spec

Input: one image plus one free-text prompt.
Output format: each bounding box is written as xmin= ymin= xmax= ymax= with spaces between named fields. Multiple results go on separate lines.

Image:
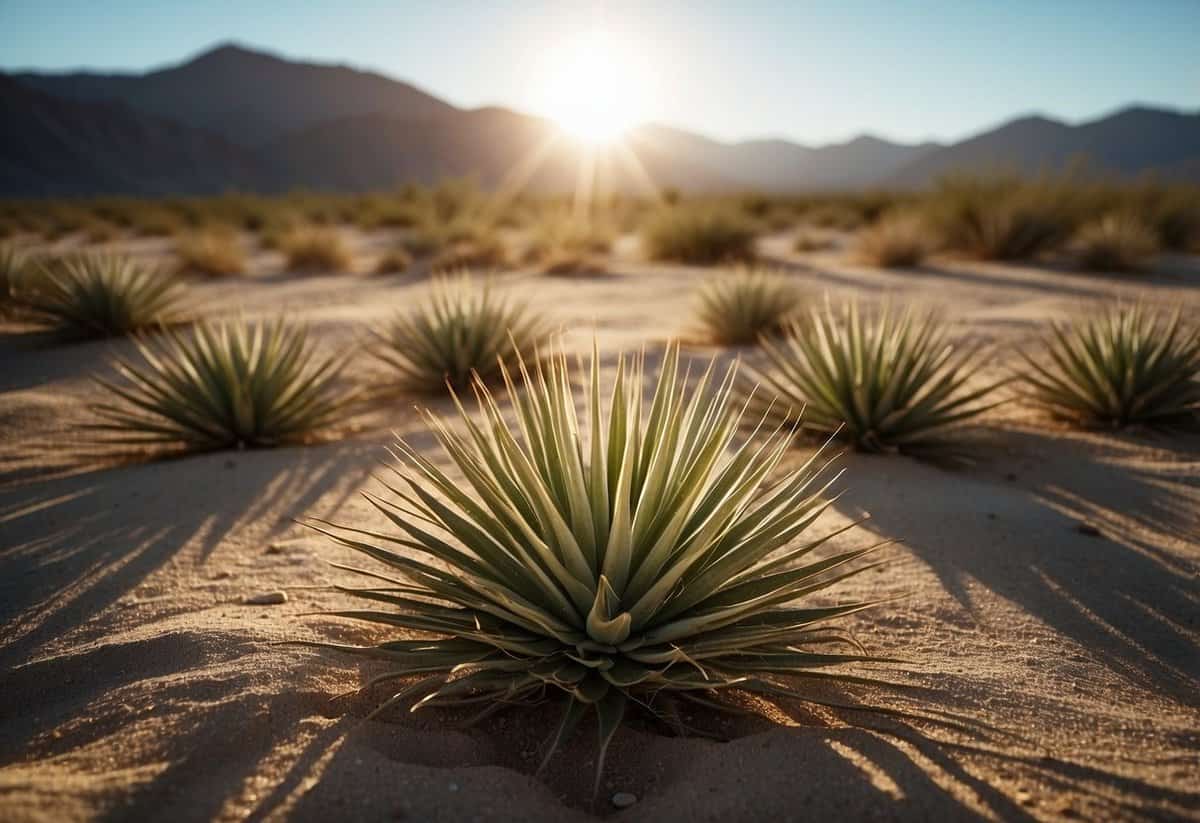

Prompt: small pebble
xmin=1074 ymin=523 xmax=1102 ymax=537
xmin=611 ymin=792 xmax=637 ymax=809
xmin=243 ymin=591 xmax=288 ymax=605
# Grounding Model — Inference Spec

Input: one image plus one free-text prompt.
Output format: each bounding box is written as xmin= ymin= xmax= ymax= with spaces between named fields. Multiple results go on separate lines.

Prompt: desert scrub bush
xmin=748 ymin=300 xmax=1003 ymax=452
xmin=856 ymin=213 xmax=930 ymax=268
xmin=92 ymin=319 xmax=352 ymax=450
xmin=84 ymin=219 xmax=121 ymax=244
xmin=281 ymin=226 xmax=353 ymax=273
xmin=175 ymin=226 xmax=246 ymax=277
xmin=374 ymin=247 xmax=413 ymax=275
xmin=368 ymin=274 xmax=543 ymax=392
xmin=694 ymin=268 xmax=803 ymax=345
xmin=1128 ymin=184 xmax=1200 ymax=251
xmin=804 ymin=204 xmax=862 ymax=232
xmin=429 ymin=236 xmax=509 ymax=272
xmin=526 ymin=216 xmax=613 ymax=262
xmin=925 ymin=175 xmax=1078 ymax=260
xmin=1071 ymin=214 xmax=1159 ymax=272
xmin=1019 ymin=304 xmax=1200 ymax=427
xmin=793 ymin=232 xmax=834 ymax=253
xmin=23 ymin=254 xmax=183 ymax=338
xmin=538 ymin=253 xmax=608 ymax=277
xmin=642 ymin=206 xmax=758 ymax=264
xmin=303 ymin=343 xmax=887 ymax=789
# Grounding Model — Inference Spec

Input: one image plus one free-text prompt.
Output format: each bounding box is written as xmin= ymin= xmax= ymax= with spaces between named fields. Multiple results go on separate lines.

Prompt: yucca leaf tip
xmin=305 ymin=341 xmax=891 ymax=789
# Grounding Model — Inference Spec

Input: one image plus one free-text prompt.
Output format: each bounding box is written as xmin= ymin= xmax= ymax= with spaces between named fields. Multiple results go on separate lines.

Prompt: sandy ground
xmin=1 ymin=228 xmax=1198 ymax=822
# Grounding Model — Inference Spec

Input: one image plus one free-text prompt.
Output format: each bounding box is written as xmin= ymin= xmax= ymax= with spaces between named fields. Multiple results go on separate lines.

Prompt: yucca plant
xmin=1019 ymin=304 xmax=1200 ymax=427
xmin=1 ymin=243 xmax=29 ymax=309
xmin=368 ymin=274 xmax=544 ymax=392
xmin=91 ymin=318 xmax=352 ymax=450
xmin=302 ymin=343 xmax=889 ymax=791
xmin=23 ymin=254 xmax=183 ymax=337
xmin=693 ymin=268 xmax=804 ymax=345
xmin=748 ymin=300 xmax=1003 ymax=452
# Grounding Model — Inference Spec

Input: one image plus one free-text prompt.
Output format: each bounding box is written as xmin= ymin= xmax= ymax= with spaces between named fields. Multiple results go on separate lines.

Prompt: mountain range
xmin=4 ymin=42 xmax=1198 ymax=197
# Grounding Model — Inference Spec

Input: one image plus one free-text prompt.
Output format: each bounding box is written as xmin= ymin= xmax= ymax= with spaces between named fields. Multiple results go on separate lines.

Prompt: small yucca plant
xmin=92 ymin=318 xmax=352 ymax=450
xmin=1019 ymin=305 xmax=1200 ymax=427
xmin=23 ymin=254 xmax=183 ymax=337
xmin=856 ymin=214 xmax=930 ymax=268
xmin=303 ymin=343 xmax=888 ymax=790
xmin=748 ymin=300 xmax=1003 ymax=452
xmin=694 ymin=268 xmax=804 ymax=345
xmin=369 ymin=274 xmax=544 ymax=392
xmin=1072 ymin=214 xmax=1159 ymax=272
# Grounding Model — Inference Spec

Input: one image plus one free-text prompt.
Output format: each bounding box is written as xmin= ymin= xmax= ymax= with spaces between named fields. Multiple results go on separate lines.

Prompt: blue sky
xmin=1 ymin=1 xmax=1195 ymax=145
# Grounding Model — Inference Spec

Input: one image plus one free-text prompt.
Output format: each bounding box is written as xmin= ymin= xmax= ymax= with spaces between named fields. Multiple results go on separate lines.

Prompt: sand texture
xmin=1 ymin=230 xmax=1198 ymax=821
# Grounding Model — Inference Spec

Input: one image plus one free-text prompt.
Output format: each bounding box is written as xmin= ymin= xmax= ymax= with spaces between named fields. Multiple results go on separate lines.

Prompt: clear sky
xmin=1 ymin=0 xmax=1195 ymax=145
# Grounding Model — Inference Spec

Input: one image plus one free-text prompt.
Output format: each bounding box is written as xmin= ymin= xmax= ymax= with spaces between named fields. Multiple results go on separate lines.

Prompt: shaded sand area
xmin=1 ymin=230 xmax=1198 ymax=821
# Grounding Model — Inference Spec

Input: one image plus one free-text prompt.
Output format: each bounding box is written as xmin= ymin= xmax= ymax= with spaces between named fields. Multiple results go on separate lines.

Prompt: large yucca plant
xmin=694 ymin=268 xmax=803 ymax=345
xmin=368 ymin=274 xmax=544 ymax=392
xmin=91 ymin=318 xmax=352 ymax=450
xmin=302 ymin=344 xmax=889 ymax=790
xmin=23 ymin=254 xmax=183 ymax=337
xmin=748 ymin=300 xmax=1003 ymax=452
xmin=1019 ymin=304 xmax=1200 ymax=427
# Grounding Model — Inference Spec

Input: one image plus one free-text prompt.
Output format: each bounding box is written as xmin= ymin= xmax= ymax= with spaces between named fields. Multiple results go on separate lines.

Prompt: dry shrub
xmin=176 ymin=226 xmax=246 ymax=277
xmin=642 ymin=206 xmax=758 ymax=265
xmin=281 ymin=226 xmax=353 ymax=273
xmin=856 ymin=213 xmax=930 ymax=268
xmin=1072 ymin=214 xmax=1159 ymax=272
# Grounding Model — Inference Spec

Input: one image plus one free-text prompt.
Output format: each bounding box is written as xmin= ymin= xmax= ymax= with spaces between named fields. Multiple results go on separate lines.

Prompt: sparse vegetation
xmin=175 ymin=226 xmax=246 ymax=277
xmin=1071 ymin=214 xmax=1159 ymax=272
xmin=368 ymin=274 xmax=544 ymax=392
xmin=925 ymin=174 xmax=1077 ymax=260
xmin=374 ymin=247 xmax=413 ymax=274
xmin=525 ymin=215 xmax=613 ymax=262
xmin=92 ymin=318 xmax=352 ymax=450
xmin=793 ymin=231 xmax=834 ymax=253
xmin=1019 ymin=304 xmax=1200 ymax=427
xmin=538 ymin=253 xmax=607 ymax=276
xmin=694 ymin=267 xmax=803 ymax=345
xmin=642 ymin=206 xmax=758 ymax=264
xmin=856 ymin=213 xmax=930 ymax=268
xmin=749 ymin=300 xmax=1003 ymax=452
xmin=429 ymin=236 xmax=509 ymax=272
xmin=281 ymin=226 xmax=353 ymax=273
xmin=305 ymin=343 xmax=885 ymax=789
xmin=22 ymin=254 xmax=183 ymax=337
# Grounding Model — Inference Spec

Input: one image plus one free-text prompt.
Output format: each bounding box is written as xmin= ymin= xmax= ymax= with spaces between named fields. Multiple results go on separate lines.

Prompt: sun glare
xmin=539 ymin=29 xmax=651 ymax=144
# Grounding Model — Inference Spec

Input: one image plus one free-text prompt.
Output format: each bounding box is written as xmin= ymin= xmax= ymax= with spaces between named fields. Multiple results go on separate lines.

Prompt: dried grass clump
xmin=1020 ymin=304 xmax=1200 ymax=427
xmin=175 ymin=226 xmax=246 ymax=277
xmin=856 ymin=213 xmax=930 ymax=268
xmin=304 ymin=343 xmax=887 ymax=790
xmin=926 ymin=175 xmax=1076 ymax=260
xmin=368 ymin=273 xmax=543 ymax=392
xmin=374 ymin=248 xmax=413 ymax=275
xmin=694 ymin=268 xmax=803 ymax=345
xmin=538 ymin=254 xmax=608 ymax=277
xmin=281 ymin=226 xmax=353 ymax=273
xmin=642 ymin=206 xmax=758 ymax=265
xmin=93 ymin=319 xmax=352 ymax=450
xmin=526 ymin=216 xmax=614 ymax=262
xmin=429 ymin=236 xmax=509 ymax=272
xmin=1071 ymin=214 xmax=1159 ymax=272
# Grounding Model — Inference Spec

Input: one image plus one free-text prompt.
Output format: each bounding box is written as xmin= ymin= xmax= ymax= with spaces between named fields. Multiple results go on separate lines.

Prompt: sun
xmin=538 ymin=29 xmax=651 ymax=144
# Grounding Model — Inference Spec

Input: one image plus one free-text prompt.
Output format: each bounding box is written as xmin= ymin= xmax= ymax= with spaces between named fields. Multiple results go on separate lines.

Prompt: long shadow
xmin=0 ymin=439 xmax=377 ymax=672
xmin=841 ymin=425 xmax=1200 ymax=705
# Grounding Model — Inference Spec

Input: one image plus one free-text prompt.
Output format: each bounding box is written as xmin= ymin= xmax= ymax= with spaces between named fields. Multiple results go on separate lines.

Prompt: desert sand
xmin=1 ymin=229 xmax=1198 ymax=822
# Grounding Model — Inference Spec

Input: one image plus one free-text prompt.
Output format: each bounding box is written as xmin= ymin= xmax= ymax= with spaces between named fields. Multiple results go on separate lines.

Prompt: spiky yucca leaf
xmin=368 ymin=273 xmax=545 ymax=392
xmin=92 ymin=318 xmax=352 ymax=450
xmin=694 ymin=268 xmax=803 ymax=345
xmin=748 ymin=300 xmax=1002 ymax=452
xmin=1020 ymin=304 xmax=1200 ymax=427
xmin=304 ymin=343 xmax=890 ymax=790
xmin=23 ymin=254 xmax=182 ymax=337
xmin=1 ymin=243 xmax=29 ymax=308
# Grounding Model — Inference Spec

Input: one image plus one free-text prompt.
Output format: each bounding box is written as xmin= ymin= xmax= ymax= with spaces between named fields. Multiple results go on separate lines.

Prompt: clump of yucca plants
xmin=92 ymin=318 xmax=352 ymax=450
xmin=303 ymin=343 xmax=888 ymax=790
xmin=1019 ymin=304 xmax=1200 ymax=427
xmin=856 ymin=213 xmax=930 ymax=268
xmin=1071 ymin=214 xmax=1159 ymax=272
xmin=748 ymin=300 xmax=1003 ymax=452
xmin=694 ymin=268 xmax=803 ymax=345
xmin=642 ymin=206 xmax=758 ymax=264
xmin=175 ymin=225 xmax=246 ymax=277
xmin=281 ymin=226 xmax=353 ymax=273
xmin=23 ymin=254 xmax=183 ymax=338
xmin=368 ymin=274 xmax=544 ymax=392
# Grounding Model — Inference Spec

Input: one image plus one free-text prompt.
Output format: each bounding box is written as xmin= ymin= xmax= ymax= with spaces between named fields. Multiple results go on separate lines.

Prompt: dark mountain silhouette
xmin=2 ymin=43 xmax=1197 ymax=196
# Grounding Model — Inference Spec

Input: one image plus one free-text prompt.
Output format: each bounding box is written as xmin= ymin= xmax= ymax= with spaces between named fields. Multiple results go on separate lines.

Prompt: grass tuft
xmin=281 ymin=226 xmax=353 ymax=273
xmin=694 ymin=268 xmax=803 ymax=345
xmin=305 ymin=342 xmax=887 ymax=790
xmin=748 ymin=299 xmax=1003 ymax=452
xmin=1071 ymin=214 xmax=1159 ymax=272
xmin=926 ymin=175 xmax=1076 ymax=260
xmin=368 ymin=273 xmax=544 ymax=392
xmin=92 ymin=318 xmax=352 ymax=450
xmin=856 ymin=213 xmax=930 ymax=268
xmin=175 ymin=226 xmax=246 ymax=277
xmin=374 ymin=247 xmax=413 ymax=275
xmin=642 ymin=206 xmax=758 ymax=264
xmin=1019 ymin=304 xmax=1200 ymax=427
